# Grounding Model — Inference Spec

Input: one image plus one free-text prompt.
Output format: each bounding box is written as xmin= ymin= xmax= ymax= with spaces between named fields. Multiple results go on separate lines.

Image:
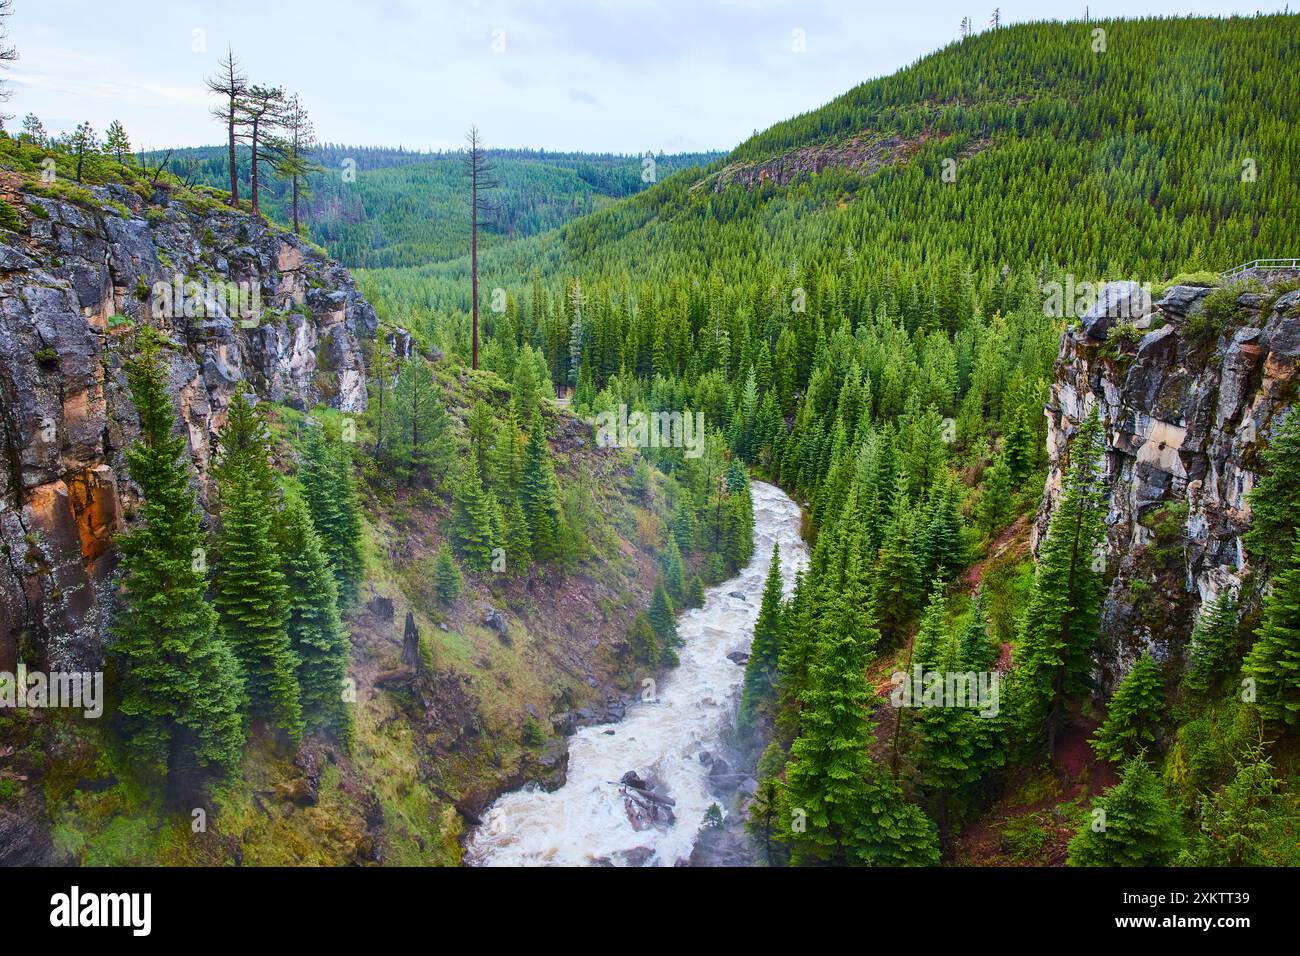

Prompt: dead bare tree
xmin=463 ymin=126 xmax=498 ymax=370
xmin=0 ymin=0 xmax=17 ymax=124
xmin=149 ymin=149 xmax=174 ymax=186
xmin=206 ymin=48 xmax=248 ymax=208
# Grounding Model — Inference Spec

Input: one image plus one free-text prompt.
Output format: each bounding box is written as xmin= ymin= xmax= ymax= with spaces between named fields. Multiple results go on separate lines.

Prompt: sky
xmin=3 ymin=0 xmax=1295 ymax=155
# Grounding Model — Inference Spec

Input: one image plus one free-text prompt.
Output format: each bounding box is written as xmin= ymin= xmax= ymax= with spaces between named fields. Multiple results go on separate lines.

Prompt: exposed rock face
xmin=0 ymin=181 xmax=376 ymax=674
xmin=1036 ymin=279 xmax=1300 ymax=685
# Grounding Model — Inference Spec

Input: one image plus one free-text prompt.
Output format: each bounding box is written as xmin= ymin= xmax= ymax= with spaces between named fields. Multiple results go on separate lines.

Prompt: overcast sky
xmin=4 ymin=0 xmax=1293 ymax=154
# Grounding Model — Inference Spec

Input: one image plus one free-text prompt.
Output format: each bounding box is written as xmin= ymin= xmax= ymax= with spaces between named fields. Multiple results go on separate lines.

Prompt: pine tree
xmin=746 ymin=742 xmax=787 ymax=866
xmin=1244 ymin=529 xmax=1300 ymax=728
xmin=784 ymin=598 xmax=939 ymax=865
xmin=104 ymin=119 xmax=131 ymax=165
xmin=739 ymin=543 xmax=784 ymax=735
xmin=1244 ymin=411 xmax=1300 ymax=574
xmin=520 ymin=414 xmax=563 ymax=563
xmin=109 ymin=327 xmax=245 ymax=779
xmin=648 ymin=581 xmax=680 ymax=663
xmin=212 ymin=389 xmax=303 ymax=741
xmin=975 ymin=454 xmax=1014 ymax=537
xmin=300 ymin=422 xmax=364 ymax=608
xmin=1185 ymin=591 xmax=1239 ymax=691
xmin=775 ymin=567 xmax=815 ymax=735
xmin=958 ymin=588 xmax=999 ymax=671
xmin=1067 ymin=757 xmax=1183 ymax=866
xmin=1091 ymin=652 xmax=1165 ymax=764
xmin=686 ymin=574 xmax=707 ymax=608
xmin=276 ymin=492 xmax=351 ymax=741
xmin=391 ymin=356 xmax=451 ymax=486
xmin=661 ymin=531 xmax=686 ymax=600
xmin=1188 ymin=746 xmax=1280 ymax=866
xmin=628 ymin=612 xmax=659 ymax=665
xmin=873 ymin=485 xmax=923 ymax=645
xmin=919 ymin=475 xmax=965 ymax=584
xmin=450 ymin=460 xmax=502 ymax=572
xmin=1009 ymin=409 xmax=1106 ymax=756
xmin=912 ymin=592 xmax=984 ymax=836
xmin=433 ymin=543 xmax=464 ymax=605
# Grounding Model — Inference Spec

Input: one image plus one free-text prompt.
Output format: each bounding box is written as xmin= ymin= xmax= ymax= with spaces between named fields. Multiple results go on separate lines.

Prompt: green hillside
xmin=148 ymin=145 xmax=721 ymax=268
xmin=352 ymin=13 xmax=1300 ymax=868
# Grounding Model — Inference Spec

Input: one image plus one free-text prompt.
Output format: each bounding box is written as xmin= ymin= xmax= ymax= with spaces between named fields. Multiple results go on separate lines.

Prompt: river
xmin=465 ymin=480 xmax=808 ymax=866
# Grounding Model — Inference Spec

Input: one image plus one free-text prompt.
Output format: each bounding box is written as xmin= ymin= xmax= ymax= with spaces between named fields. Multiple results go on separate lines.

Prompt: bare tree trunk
xmin=227 ymin=103 xmax=238 ymax=207
xmin=471 ymin=163 xmax=479 ymax=370
xmin=250 ymin=115 xmax=260 ymax=213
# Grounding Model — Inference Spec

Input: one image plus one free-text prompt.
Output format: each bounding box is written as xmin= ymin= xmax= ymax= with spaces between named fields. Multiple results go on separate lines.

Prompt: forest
xmin=2 ymin=5 xmax=1299 ymax=882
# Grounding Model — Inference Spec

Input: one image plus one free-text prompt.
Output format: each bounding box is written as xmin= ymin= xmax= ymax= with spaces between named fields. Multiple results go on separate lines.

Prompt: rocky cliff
xmin=0 ymin=178 xmax=377 ymax=676
xmin=1036 ymin=277 xmax=1300 ymax=685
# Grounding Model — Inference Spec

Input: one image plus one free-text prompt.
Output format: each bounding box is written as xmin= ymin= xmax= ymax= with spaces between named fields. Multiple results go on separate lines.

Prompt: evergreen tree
xmin=919 ymin=475 xmax=965 ymax=584
xmin=1244 ymin=411 xmax=1300 ymax=573
xmin=1067 ymin=757 xmax=1183 ymax=866
xmin=661 ymin=532 xmax=686 ymax=600
xmin=520 ymin=414 xmax=563 ymax=563
xmin=958 ymin=588 xmax=999 ymax=672
xmin=212 ymin=389 xmax=303 ymax=741
xmin=686 ymin=574 xmax=707 ymax=608
xmin=109 ymin=327 xmax=245 ymax=778
xmin=628 ymin=612 xmax=659 ymax=665
xmin=104 ymin=119 xmax=132 ymax=164
xmin=1244 ymin=529 xmax=1300 ymax=728
xmin=873 ymin=485 xmax=923 ymax=645
xmin=391 ymin=356 xmax=451 ymax=486
xmin=739 ymin=543 xmax=784 ymax=735
xmin=975 ymin=454 xmax=1014 ymax=537
xmin=276 ymin=492 xmax=351 ymax=741
xmin=746 ymin=741 xmax=788 ymax=866
xmin=300 ymin=422 xmax=365 ymax=608
xmin=912 ymin=591 xmax=985 ymax=837
xmin=648 ymin=580 xmax=680 ymax=663
xmin=784 ymin=578 xmax=938 ymax=865
xmin=434 ymin=542 xmax=464 ymax=605
xmin=450 ymin=460 xmax=503 ymax=572
xmin=1009 ymin=409 xmax=1106 ymax=755
xmin=1185 ymin=591 xmax=1239 ymax=691
xmin=1091 ymin=652 xmax=1165 ymax=765
xmin=1187 ymin=746 xmax=1280 ymax=866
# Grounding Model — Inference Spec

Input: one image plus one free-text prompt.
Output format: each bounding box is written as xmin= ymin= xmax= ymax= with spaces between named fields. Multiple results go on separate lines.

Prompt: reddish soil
xmin=953 ymin=708 xmax=1119 ymax=867
xmin=964 ymin=513 xmax=1032 ymax=591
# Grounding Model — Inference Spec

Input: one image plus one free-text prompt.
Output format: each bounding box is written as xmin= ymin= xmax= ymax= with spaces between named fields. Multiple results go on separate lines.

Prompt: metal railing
xmin=1222 ymin=258 xmax=1300 ymax=282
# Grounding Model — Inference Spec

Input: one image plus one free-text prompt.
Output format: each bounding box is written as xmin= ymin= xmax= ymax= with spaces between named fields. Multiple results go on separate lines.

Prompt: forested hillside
xmin=351 ymin=13 xmax=1300 ymax=866
xmin=5 ymin=9 xmax=1300 ymax=873
xmin=146 ymin=145 xmax=721 ymax=268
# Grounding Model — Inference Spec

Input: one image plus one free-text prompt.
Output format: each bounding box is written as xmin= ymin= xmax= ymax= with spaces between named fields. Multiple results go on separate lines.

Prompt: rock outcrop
xmin=0 ymin=180 xmax=376 ymax=674
xmin=1036 ymin=278 xmax=1300 ymax=685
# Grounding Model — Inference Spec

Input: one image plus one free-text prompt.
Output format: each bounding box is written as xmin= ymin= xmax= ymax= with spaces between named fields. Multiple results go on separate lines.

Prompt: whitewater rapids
xmin=465 ymin=480 xmax=808 ymax=867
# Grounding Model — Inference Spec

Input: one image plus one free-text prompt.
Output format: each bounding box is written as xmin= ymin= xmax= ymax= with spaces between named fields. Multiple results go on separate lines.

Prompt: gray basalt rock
xmin=1079 ymin=280 xmax=1153 ymax=341
xmin=1036 ymin=277 xmax=1300 ymax=690
xmin=0 ymin=186 xmax=377 ymax=674
xmin=1154 ymin=284 xmax=1213 ymax=317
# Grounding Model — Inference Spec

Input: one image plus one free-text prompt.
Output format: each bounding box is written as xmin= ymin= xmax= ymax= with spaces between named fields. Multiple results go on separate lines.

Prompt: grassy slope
xmin=32 ymin=367 xmax=675 ymax=866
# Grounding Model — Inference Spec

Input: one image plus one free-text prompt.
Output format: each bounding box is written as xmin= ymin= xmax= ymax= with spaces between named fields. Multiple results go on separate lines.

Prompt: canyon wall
xmin=1036 ymin=278 xmax=1300 ymax=685
xmin=0 ymin=179 xmax=377 ymax=674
